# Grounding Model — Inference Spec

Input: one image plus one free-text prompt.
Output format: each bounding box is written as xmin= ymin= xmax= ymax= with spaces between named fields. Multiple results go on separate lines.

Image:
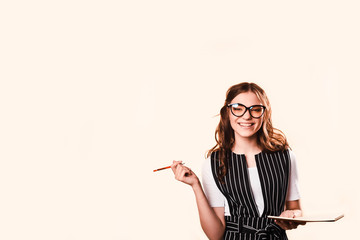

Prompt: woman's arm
xmin=275 ymin=199 xmax=305 ymax=230
xmin=171 ymin=161 xmax=226 ymax=240
xmin=275 ymin=151 xmax=305 ymax=230
xmin=193 ymin=183 xmax=226 ymax=240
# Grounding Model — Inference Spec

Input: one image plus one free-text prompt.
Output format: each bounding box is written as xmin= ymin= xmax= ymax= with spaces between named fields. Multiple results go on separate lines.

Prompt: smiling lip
xmin=238 ymin=122 xmax=254 ymax=127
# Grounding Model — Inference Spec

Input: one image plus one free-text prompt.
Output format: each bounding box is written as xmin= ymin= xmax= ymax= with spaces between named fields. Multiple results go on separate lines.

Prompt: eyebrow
xmin=229 ymin=103 xmax=263 ymax=107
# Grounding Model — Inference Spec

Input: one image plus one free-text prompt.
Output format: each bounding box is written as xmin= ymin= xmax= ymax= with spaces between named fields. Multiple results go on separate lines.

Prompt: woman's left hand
xmin=275 ymin=209 xmax=306 ymax=230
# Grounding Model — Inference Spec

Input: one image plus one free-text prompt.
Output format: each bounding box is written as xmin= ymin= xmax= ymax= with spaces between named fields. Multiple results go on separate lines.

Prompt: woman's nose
xmin=242 ymin=109 xmax=252 ymax=119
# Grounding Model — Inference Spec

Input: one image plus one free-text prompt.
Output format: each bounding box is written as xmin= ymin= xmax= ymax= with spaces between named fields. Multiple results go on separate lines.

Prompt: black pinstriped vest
xmin=210 ymin=150 xmax=291 ymax=240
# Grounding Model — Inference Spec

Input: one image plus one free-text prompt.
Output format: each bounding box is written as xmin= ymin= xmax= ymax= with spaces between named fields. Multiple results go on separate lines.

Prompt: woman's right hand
xmin=171 ymin=161 xmax=200 ymax=187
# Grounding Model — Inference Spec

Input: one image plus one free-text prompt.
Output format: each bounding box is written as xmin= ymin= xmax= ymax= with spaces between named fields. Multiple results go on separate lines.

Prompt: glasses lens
xmin=231 ymin=104 xmax=246 ymax=116
xmin=250 ymin=106 xmax=265 ymax=118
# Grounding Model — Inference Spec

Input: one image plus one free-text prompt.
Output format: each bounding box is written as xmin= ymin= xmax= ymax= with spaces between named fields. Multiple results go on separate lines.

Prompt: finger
xmin=182 ymin=166 xmax=192 ymax=176
xmin=171 ymin=161 xmax=183 ymax=173
xmin=172 ymin=160 xmax=182 ymax=167
xmin=175 ymin=164 xmax=188 ymax=180
xmin=275 ymin=220 xmax=288 ymax=230
xmin=289 ymin=222 xmax=298 ymax=229
xmin=276 ymin=220 xmax=292 ymax=230
xmin=280 ymin=210 xmax=294 ymax=218
xmin=174 ymin=164 xmax=184 ymax=179
xmin=284 ymin=223 xmax=293 ymax=230
xmin=292 ymin=221 xmax=304 ymax=227
xmin=185 ymin=169 xmax=192 ymax=177
xmin=179 ymin=167 xmax=191 ymax=180
xmin=287 ymin=221 xmax=299 ymax=230
xmin=293 ymin=210 xmax=302 ymax=218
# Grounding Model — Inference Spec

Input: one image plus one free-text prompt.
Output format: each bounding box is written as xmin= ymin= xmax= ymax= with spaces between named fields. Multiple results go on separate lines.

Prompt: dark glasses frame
xmin=227 ymin=103 xmax=266 ymax=118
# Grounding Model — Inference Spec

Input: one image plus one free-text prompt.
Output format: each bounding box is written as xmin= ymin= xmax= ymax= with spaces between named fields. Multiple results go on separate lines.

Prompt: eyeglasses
xmin=227 ymin=103 xmax=266 ymax=118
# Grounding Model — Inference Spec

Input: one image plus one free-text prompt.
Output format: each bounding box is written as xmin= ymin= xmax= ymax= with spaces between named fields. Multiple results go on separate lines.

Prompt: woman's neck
xmin=232 ymin=135 xmax=262 ymax=156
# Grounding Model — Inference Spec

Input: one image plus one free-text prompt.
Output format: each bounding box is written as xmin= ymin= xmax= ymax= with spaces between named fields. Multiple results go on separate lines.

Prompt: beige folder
xmin=267 ymin=213 xmax=344 ymax=223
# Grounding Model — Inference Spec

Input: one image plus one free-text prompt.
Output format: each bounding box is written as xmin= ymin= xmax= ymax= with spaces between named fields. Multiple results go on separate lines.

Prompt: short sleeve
xmin=286 ymin=150 xmax=301 ymax=201
xmin=201 ymin=158 xmax=226 ymax=207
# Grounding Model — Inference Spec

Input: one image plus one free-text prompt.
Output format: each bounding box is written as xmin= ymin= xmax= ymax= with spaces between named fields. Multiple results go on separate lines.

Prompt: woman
xmin=171 ymin=82 xmax=304 ymax=240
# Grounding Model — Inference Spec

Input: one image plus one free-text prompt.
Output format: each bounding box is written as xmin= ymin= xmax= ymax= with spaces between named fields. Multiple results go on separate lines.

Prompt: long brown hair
xmin=207 ymin=82 xmax=290 ymax=183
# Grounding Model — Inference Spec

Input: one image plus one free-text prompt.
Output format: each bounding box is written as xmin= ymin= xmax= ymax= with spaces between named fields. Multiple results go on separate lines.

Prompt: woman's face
xmin=228 ymin=91 xmax=265 ymax=141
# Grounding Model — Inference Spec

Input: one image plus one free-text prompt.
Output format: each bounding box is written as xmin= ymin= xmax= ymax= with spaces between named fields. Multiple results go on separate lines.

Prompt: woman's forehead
xmin=231 ymin=91 xmax=262 ymax=105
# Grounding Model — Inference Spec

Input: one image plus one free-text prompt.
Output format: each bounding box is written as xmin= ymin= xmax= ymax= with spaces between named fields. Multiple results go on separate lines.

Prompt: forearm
xmin=285 ymin=200 xmax=303 ymax=216
xmin=170 ymin=162 xmax=225 ymax=239
xmin=192 ymin=183 xmax=225 ymax=240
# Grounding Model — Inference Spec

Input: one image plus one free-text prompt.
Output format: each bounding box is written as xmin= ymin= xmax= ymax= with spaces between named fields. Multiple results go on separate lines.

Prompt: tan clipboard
xmin=267 ymin=214 xmax=344 ymax=223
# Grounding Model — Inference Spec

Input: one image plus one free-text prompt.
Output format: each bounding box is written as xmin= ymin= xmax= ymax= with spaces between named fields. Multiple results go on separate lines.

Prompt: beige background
xmin=1 ymin=1 xmax=359 ymax=239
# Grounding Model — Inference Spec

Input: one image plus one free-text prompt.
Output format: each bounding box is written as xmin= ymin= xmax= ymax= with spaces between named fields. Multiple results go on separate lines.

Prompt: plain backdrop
xmin=1 ymin=1 xmax=359 ymax=239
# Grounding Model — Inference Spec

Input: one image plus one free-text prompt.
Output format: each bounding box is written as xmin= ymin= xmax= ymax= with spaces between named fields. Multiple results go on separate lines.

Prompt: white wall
xmin=1 ymin=1 xmax=359 ymax=239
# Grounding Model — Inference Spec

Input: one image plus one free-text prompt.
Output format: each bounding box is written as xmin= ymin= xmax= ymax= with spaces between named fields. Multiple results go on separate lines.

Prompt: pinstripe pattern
xmin=210 ymin=150 xmax=291 ymax=240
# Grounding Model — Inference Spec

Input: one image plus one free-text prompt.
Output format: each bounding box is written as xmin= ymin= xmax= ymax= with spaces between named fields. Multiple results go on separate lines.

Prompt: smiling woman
xmin=228 ymin=92 xmax=265 ymax=142
xmin=171 ymin=82 xmax=304 ymax=240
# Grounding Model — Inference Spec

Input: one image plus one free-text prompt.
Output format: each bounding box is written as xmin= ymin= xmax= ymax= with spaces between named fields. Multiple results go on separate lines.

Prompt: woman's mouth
xmin=238 ymin=122 xmax=254 ymax=128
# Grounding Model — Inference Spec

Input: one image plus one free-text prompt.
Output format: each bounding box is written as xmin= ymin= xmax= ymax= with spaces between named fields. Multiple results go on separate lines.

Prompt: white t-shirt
xmin=201 ymin=150 xmax=300 ymax=216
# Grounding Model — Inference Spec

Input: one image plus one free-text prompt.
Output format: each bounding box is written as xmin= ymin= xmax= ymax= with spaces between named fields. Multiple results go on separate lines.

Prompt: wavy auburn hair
xmin=207 ymin=82 xmax=290 ymax=183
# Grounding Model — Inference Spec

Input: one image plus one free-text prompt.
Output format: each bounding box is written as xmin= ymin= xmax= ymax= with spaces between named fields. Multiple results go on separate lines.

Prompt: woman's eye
xmin=251 ymin=107 xmax=262 ymax=112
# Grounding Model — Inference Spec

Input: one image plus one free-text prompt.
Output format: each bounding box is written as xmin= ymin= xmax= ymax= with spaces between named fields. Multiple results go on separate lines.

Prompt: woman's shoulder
xmin=263 ymin=148 xmax=295 ymax=161
xmin=275 ymin=148 xmax=297 ymax=164
xmin=201 ymin=155 xmax=214 ymax=179
xmin=206 ymin=149 xmax=220 ymax=161
xmin=287 ymin=149 xmax=297 ymax=164
xmin=262 ymin=147 xmax=291 ymax=154
xmin=203 ymin=149 xmax=223 ymax=172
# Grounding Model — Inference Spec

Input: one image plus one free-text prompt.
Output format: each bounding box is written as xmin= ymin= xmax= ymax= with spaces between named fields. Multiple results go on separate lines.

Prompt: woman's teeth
xmin=239 ymin=123 xmax=254 ymax=127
